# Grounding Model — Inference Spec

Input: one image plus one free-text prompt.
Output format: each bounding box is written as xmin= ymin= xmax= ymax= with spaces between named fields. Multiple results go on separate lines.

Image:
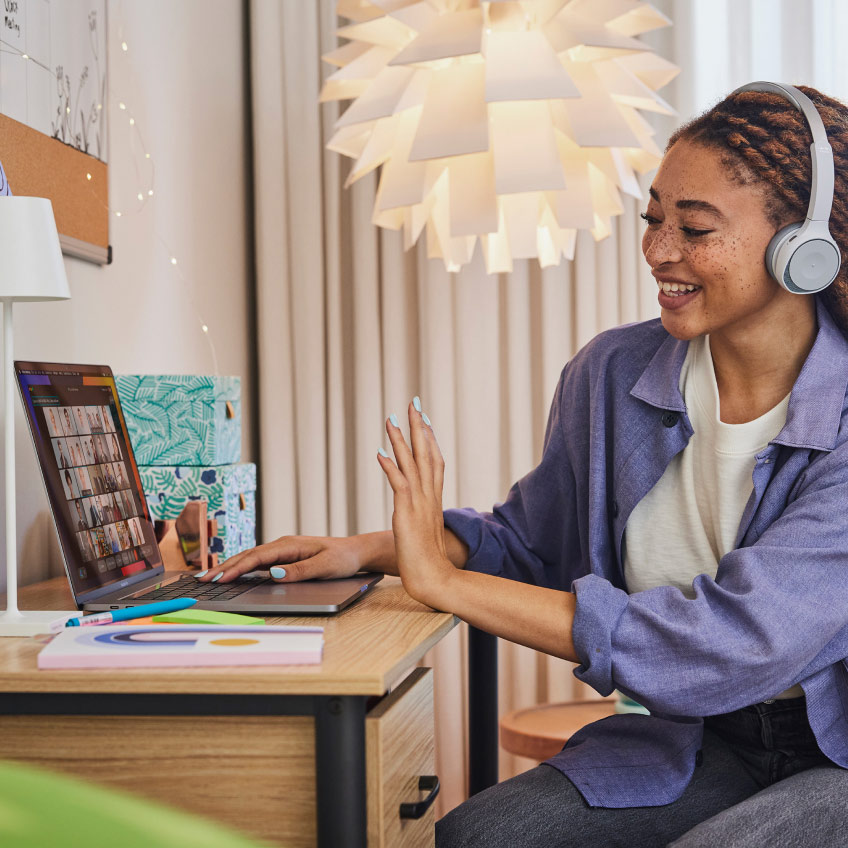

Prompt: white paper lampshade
xmin=321 ymin=0 xmax=679 ymax=273
xmin=0 ymin=197 xmax=71 ymax=301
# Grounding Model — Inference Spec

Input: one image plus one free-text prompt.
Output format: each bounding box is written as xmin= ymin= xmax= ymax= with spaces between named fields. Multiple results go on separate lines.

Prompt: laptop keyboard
xmin=132 ymin=574 xmax=271 ymax=603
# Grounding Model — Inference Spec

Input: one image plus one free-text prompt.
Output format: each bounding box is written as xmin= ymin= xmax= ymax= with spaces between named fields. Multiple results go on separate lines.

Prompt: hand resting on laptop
xmin=194 ymin=532 xmax=395 ymax=584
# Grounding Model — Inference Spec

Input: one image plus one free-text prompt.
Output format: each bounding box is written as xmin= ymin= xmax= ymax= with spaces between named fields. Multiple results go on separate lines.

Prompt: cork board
xmin=0 ymin=113 xmax=108 ymax=261
xmin=0 ymin=0 xmax=109 ymax=264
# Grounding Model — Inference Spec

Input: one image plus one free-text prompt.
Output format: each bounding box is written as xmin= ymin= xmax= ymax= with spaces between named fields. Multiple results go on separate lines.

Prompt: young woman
xmin=201 ymin=85 xmax=848 ymax=845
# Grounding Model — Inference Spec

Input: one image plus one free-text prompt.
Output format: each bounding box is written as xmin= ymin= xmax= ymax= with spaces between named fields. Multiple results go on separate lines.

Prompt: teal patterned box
xmin=115 ymin=375 xmax=241 ymax=467
xmin=139 ymin=463 xmax=256 ymax=562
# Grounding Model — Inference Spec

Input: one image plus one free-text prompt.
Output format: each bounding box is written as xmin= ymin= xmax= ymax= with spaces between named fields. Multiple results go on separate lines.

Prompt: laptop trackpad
xmin=236 ymin=575 xmax=380 ymax=610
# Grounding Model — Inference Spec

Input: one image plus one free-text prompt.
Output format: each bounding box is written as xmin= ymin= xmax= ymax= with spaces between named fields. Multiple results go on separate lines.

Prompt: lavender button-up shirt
xmin=444 ymin=299 xmax=848 ymax=808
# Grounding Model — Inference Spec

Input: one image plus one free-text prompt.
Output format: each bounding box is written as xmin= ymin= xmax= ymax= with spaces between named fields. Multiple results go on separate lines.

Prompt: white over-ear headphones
xmin=732 ymin=81 xmax=841 ymax=294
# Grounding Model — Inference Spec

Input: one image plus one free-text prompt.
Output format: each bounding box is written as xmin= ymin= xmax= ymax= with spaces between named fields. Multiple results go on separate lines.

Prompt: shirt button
xmin=661 ymin=412 xmax=679 ymax=428
xmin=611 ymin=501 xmax=619 ymax=518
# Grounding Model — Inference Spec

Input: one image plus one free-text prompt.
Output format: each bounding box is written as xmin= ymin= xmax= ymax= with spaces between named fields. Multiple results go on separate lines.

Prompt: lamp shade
xmin=321 ymin=0 xmax=678 ymax=273
xmin=0 ymin=197 xmax=70 ymax=301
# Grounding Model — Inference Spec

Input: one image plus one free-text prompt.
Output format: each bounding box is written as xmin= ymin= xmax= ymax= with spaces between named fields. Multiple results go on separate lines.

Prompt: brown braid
xmin=667 ymin=86 xmax=848 ymax=335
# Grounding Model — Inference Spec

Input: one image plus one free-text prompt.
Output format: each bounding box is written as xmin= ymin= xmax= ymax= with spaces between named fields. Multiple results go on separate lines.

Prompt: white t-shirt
xmin=624 ymin=335 xmax=803 ymax=700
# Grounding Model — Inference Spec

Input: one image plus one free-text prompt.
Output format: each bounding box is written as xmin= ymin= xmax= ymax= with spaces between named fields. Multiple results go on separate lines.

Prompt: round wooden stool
xmin=500 ymin=699 xmax=617 ymax=761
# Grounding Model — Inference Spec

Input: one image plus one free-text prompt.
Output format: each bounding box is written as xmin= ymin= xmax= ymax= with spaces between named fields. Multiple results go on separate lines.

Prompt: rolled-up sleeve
xmin=572 ymin=447 xmax=848 ymax=716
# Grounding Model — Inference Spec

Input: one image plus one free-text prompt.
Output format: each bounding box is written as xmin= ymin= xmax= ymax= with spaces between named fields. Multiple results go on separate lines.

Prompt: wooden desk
xmin=0 ymin=576 xmax=457 ymax=848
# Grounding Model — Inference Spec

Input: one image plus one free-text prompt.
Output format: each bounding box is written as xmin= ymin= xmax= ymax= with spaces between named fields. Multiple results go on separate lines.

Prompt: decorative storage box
xmin=139 ymin=462 xmax=256 ymax=562
xmin=115 ymin=375 xmax=241 ymax=467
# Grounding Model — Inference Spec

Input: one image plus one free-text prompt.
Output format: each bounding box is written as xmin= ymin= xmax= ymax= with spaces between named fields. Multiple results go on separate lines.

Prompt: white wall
xmin=1 ymin=0 xmax=254 ymax=589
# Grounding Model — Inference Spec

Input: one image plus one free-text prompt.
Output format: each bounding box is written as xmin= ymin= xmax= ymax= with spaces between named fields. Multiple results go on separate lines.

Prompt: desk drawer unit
xmin=367 ymin=666 xmax=437 ymax=848
xmin=0 ymin=667 xmax=436 ymax=848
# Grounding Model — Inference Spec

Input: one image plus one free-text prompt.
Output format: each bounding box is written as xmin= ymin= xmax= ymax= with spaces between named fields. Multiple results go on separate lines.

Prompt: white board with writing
xmin=1 ymin=0 xmax=107 ymax=163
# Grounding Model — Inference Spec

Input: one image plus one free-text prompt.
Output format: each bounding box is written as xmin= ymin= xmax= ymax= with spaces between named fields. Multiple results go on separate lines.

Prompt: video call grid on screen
xmin=16 ymin=363 xmax=162 ymax=598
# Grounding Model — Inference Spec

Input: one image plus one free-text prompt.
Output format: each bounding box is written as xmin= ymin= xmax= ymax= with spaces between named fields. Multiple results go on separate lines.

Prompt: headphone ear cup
xmin=765 ymin=223 xmax=801 ymax=286
xmin=766 ymin=222 xmax=841 ymax=293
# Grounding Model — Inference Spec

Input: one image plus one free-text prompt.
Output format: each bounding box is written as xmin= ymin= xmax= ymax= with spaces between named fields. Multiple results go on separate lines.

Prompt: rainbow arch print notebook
xmin=38 ymin=625 xmax=324 ymax=669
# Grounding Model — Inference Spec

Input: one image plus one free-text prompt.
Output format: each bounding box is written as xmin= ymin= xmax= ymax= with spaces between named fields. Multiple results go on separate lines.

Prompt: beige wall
xmin=2 ymin=0 xmax=253 ymax=589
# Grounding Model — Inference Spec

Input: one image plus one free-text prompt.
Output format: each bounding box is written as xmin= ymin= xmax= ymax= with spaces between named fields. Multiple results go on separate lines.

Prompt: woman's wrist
xmin=353 ymin=530 xmax=399 ymax=576
xmin=406 ymin=558 xmax=462 ymax=611
xmin=346 ymin=525 xmax=468 ymax=578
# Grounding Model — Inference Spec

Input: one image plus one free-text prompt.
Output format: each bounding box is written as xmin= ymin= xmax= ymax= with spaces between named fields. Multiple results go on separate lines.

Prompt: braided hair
xmin=667 ymin=86 xmax=848 ymax=334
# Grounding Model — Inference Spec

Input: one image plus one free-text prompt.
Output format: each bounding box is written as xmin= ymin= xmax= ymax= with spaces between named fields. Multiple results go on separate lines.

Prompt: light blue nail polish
xmin=378 ymin=447 xmax=389 ymax=458
xmin=413 ymin=396 xmax=422 ymax=412
xmin=271 ymin=566 xmax=287 ymax=579
xmin=212 ymin=572 xmax=223 ymax=582
xmin=195 ymin=570 xmax=208 ymax=579
xmin=422 ymin=412 xmax=431 ymax=426
xmin=389 ymin=413 xmax=399 ymax=427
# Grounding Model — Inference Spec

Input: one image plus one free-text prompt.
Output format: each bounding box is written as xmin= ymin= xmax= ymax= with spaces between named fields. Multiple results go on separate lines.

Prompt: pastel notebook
xmin=38 ymin=624 xmax=323 ymax=669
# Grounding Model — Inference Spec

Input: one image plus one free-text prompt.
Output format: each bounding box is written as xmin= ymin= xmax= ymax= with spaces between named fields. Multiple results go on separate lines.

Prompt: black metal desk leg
xmin=468 ymin=626 xmax=499 ymax=795
xmin=315 ymin=695 xmax=367 ymax=848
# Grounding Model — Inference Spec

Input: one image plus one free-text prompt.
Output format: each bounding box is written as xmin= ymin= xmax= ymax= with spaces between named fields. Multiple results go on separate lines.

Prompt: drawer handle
xmin=399 ymin=775 xmax=440 ymax=820
xmin=225 ymin=401 xmax=236 ymax=419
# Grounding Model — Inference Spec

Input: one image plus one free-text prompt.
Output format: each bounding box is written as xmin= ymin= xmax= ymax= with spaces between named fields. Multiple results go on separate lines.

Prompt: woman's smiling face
xmin=641 ymin=139 xmax=808 ymax=342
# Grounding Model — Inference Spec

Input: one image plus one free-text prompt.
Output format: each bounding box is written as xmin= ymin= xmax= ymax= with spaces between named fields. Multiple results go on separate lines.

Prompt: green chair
xmin=0 ymin=759 xmax=270 ymax=848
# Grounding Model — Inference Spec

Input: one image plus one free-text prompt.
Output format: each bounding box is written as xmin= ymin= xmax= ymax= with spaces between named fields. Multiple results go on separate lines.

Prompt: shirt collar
xmin=630 ymin=332 xmax=689 ymax=412
xmin=629 ymin=300 xmax=848 ymax=452
xmin=776 ymin=299 xmax=848 ymax=452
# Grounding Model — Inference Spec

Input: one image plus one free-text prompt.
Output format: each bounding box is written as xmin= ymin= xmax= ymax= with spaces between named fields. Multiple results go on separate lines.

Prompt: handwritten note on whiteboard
xmin=0 ymin=0 xmax=107 ymax=163
xmin=0 ymin=0 xmax=109 ymax=262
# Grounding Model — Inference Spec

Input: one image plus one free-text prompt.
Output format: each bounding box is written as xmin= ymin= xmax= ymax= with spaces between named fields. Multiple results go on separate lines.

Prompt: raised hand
xmin=377 ymin=398 xmax=456 ymax=609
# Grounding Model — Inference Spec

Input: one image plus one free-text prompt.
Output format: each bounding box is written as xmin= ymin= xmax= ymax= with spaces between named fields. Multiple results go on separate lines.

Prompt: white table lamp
xmin=0 ymin=197 xmax=77 ymax=636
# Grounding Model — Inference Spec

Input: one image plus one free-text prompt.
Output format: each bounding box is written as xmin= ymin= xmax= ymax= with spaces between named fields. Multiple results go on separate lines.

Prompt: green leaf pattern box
xmin=115 ymin=375 xmax=241 ymax=467
xmin=139 ymin=463 xmax=256 ymax=561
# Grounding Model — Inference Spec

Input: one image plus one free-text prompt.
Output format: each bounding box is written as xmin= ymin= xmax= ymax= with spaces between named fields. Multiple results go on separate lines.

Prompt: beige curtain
xmin=249 ymin=0 xmax=659 ymax=816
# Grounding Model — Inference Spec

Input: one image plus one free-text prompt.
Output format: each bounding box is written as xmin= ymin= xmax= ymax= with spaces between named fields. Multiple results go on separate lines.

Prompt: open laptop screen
xmin=15 ymin=361 xmax=164 ymax=603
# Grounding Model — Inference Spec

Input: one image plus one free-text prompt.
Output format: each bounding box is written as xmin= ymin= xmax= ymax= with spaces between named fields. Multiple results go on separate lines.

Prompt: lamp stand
xmin=0 ymin=300 xmax=77 ymax=636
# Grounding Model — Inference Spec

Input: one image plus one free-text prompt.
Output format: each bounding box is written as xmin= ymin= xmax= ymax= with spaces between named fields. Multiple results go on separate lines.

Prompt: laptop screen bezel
xmin=15 ymin=360 xmax=165 ymax=606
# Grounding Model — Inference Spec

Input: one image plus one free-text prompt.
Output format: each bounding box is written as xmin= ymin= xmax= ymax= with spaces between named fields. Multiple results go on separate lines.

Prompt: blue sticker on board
xmin=0 ymin=161 xmax=11 ymax=196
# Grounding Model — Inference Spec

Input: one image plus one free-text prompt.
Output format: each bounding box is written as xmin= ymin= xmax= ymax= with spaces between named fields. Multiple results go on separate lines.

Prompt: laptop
xmin=15 ymin=361 xmax=382 ymax=614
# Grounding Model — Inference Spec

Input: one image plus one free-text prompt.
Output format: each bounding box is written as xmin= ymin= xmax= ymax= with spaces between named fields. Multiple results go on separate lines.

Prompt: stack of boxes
xmin=115 ymin=375 xmax=256 ymax=562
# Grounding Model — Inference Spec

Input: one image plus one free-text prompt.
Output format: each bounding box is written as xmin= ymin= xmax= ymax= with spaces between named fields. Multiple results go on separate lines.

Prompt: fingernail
xmin=271 ymin=566 xmax=286 ymax=579
xmin=413 ymin=396 xmax=422 ymax=412
xmin=389 ymin=413 xmax=399 ymax=427
xmin=422 ymin=413 xmax=431 ymax=426
xmin=212 ymin=572 xmax=223 ymax=582
xmin=378 ymin=447 xmax=389 ymax=458
xmin=195 ymin=570 xmax=208 ymax=578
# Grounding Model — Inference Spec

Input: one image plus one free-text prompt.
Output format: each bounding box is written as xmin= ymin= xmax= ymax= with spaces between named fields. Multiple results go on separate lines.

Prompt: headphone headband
xmin=731 ymin=81 xmax=834 ymax=223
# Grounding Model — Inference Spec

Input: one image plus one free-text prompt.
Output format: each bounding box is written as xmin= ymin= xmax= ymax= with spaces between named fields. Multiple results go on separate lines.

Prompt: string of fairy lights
xmin=1 ymin=22 xmax=220 ymax=375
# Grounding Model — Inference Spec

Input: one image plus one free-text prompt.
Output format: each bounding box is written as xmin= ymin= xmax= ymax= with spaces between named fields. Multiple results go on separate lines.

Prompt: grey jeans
xmin=437 ymin=698 xmax=848 ymax=847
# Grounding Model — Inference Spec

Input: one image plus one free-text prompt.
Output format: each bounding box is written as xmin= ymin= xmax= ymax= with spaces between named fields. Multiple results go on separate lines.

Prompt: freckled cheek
xmin=679 ymin=246 xmax=729 ymax=291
